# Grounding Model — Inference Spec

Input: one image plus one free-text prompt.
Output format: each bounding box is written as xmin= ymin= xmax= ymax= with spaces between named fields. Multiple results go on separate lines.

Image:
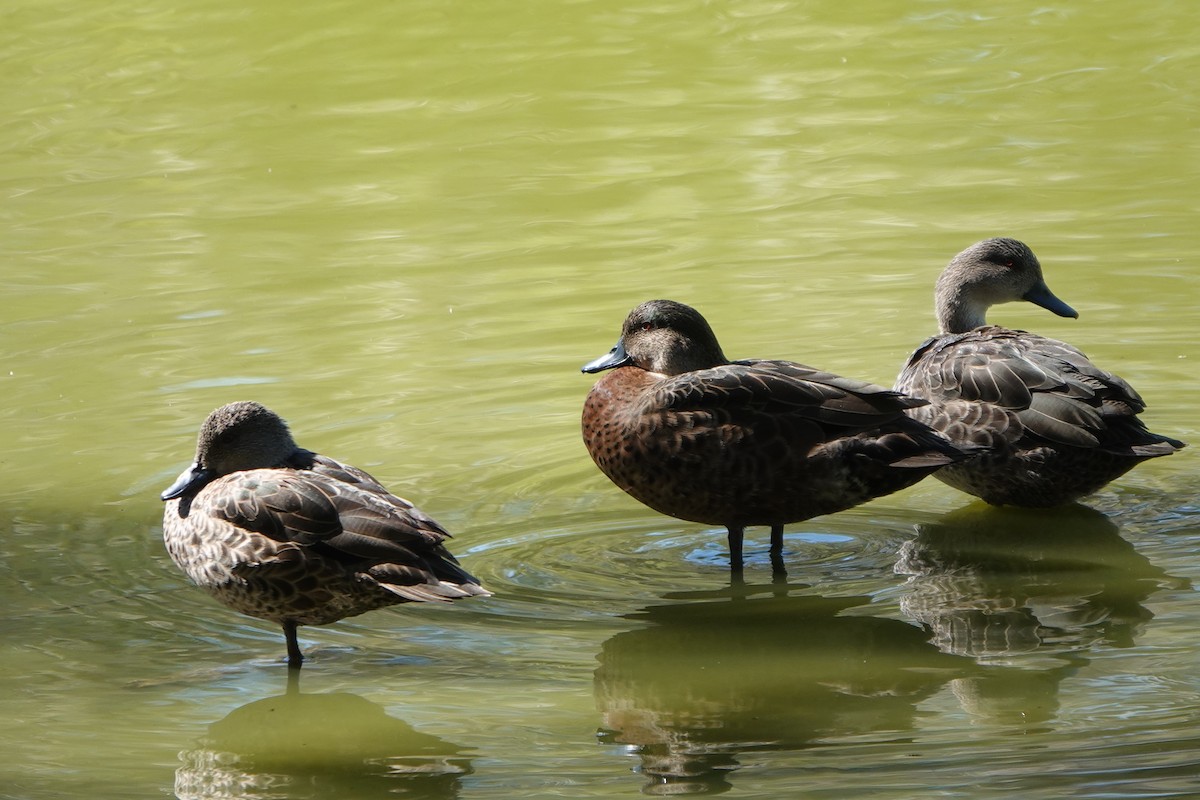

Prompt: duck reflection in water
xmin=593 ymin=582 xmax=977 ymax=795
xmin=175 ymin=678 xmax=471 ymax=800
xmin=896 ymin=503 xmax=1177 ymax=724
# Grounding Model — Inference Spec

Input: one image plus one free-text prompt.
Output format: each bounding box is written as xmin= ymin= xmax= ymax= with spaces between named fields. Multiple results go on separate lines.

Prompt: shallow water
xmin=3 ymin=0 xmax=1199 ymax=797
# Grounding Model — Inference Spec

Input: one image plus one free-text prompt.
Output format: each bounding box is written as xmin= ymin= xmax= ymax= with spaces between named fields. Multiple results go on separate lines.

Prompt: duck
xmin=581 ymin=299 xmax=977 ymax=570
xmin=894 ymin=237 xmax=1185 ymax=507
xmin=160 ymin=401 xmax=488 ymax=669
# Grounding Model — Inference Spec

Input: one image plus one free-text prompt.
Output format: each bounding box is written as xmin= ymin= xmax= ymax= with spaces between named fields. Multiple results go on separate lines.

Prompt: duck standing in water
xmin=161 ymin=401 xmax=488 ymax=669
xmin=581 ymin=299 xmax=977 ymax=570
xmin=894 ymin=238 xmax=1185 ymax=507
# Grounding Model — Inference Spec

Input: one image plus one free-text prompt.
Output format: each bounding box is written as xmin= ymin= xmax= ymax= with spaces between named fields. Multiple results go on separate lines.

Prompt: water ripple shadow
xmin=175 ymin=679 xmax=471 ymax=800
xmin=462 ymin=510 xmax=919 ymax=626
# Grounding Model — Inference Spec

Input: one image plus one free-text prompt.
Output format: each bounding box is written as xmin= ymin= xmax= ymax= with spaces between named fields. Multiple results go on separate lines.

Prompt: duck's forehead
xmin=624 ymin=308 xmax=657 ymax=330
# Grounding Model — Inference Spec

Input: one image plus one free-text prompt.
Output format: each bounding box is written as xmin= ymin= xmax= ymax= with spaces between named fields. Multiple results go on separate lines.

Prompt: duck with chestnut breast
xmin=581 ymin=299 xmax=978 ymax=570
xmin=894 ymin=237 xmax=1184 ymax=507
xmin=161 ymin=401 xmax=489 ymax=669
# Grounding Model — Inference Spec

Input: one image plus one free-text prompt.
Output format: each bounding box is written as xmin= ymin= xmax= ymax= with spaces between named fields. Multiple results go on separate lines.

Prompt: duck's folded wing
xmin=205 ymin=471 xmax=344 ymax=544
xmin=206 ymin=468 xmax=486 ymax=598
xmin=328 ymin=487 xmax=487 ymax=598
xmin=661 ymin=360 xmax=924 ymax=428
xmin=906 ymin=335 xmax=1064 ymax=408
xmin=1033 ymin=337 xmax=1147 ymax=412
xmin=1021 ymin=393 xmax=1104 ymax=447
xmin=312 ymin=455 xmax=452 ymax=535
xmin=901 ymin=329 xmax=1163 ymax=451
xmin=207 ymin=470 xmax=448 ymax=554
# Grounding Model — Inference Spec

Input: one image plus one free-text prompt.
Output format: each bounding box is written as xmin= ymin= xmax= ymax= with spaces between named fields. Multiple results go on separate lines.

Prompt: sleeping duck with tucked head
xmin=160 ymin=401 xmax=488 ymax=669
xmin=894 ymin=237 xmax=1184 ymax=508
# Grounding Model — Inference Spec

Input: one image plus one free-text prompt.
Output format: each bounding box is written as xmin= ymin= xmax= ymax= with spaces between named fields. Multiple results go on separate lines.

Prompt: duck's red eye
xmin=640 ymin=322 xmax=653 ymax=331
xmin=1003 ymin=260 xmax=1014 ymax=267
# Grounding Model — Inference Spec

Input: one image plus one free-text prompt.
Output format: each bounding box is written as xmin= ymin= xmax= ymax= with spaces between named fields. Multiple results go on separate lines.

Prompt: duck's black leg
xmin=283 ymin=620 xmax=304 ymax=669
xmin=769 ymin=525 xmax=784 ymax=558
xmin=727 ymin=527 xmax=745 ymax=572
xmin=769 ymin=525 xmax=787 ymax=577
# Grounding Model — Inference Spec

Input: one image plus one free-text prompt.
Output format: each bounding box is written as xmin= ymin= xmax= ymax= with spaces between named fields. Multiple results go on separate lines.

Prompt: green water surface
xmin=3 ymin=1 xmax=1198 ymax=797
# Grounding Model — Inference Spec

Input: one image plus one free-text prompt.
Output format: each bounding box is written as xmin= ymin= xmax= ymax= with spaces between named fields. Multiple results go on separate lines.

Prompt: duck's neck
xmin=649 ymin=330 xmax=728 ymax=374
xmin=934 ymin=278 xmax=988 ymax=334
xmin=655 ymin=345 xmax=727 ymax=374
xmin=937 ymin=303 xmax=987 ymax=334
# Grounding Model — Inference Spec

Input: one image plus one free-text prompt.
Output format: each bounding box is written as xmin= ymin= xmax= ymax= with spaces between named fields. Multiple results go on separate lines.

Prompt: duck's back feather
xmin=660 ymin=359 xmax=925 ymax=425
xmin=896 ymin=326 xmax=1183 ymax=505
xmin=898 ymin=326 xmax=1176 ymax=453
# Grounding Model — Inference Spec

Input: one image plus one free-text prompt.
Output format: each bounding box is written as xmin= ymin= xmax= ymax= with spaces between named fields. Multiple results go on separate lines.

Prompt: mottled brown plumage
xmin=895 ymin=238 xmax=1184 ymax=507
xmin=161 ymin=401 xmax=488 ymax=668
xmin=581 ymin=300 xmax=976 ymax=569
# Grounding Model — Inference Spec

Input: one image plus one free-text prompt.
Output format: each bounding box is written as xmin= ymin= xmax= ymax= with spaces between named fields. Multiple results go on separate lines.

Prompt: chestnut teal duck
xmin=581 ymin=299 xmax=978 ymax=570
xmin=161 ymin=401 xmax=488 ymax=669
xmin=894 ymin=237 xmax=1185 ymax=507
